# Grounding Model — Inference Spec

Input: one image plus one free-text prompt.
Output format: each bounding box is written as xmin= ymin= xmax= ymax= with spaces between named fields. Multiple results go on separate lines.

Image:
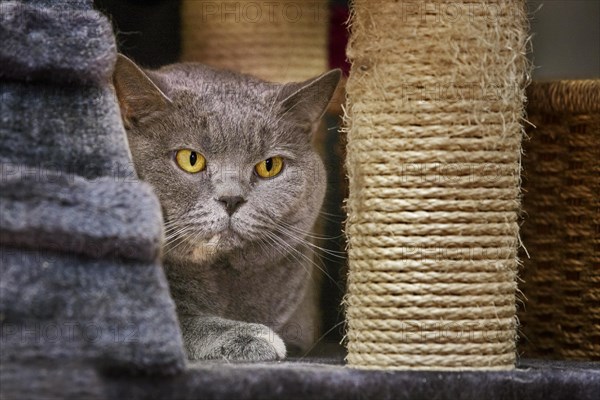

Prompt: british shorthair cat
xmin=113 ymin=54 xmax=341 ymax=361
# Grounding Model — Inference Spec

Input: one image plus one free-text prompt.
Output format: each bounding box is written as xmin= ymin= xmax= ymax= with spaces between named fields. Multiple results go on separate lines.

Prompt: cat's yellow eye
xmin=175 ymin=149 xmax=206 ymax=173
xmin=255 ymin=156 xmax=284 ymax=179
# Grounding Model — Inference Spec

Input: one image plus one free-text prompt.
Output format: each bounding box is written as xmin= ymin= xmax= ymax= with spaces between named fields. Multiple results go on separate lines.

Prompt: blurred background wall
xmin=527 ymin=0 xmax=599 ymax=79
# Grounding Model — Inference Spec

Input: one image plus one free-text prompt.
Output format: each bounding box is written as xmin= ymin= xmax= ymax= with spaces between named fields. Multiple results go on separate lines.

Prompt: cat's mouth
xmin=188 ymin=230 xmax=237 ymax=263
xmin=209 ymin=227 xmax=242 ymax=248
xmin=176 ymin=222 xmax=245 ymax=263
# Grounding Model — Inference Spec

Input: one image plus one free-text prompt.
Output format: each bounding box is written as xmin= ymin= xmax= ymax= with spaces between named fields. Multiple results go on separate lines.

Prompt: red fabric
xmin=329 ymin=4 xmax=350 ymax=75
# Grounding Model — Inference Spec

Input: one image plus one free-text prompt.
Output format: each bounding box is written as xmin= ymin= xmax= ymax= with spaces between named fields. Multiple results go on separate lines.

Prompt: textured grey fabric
xmin=0 ymin=0 xmax=186 ymax=382
xmin=0 ymin=1 xmax=116 ymax=85
xmin=20 ymin=0 xmax=93 ymax=11
xmin=0 ymin=82 xmax=133 ymax=179
xmin=0 ymin=170 xmax=162 ymax=262
xmin=0 ymin=249 xmax=183 ymax=374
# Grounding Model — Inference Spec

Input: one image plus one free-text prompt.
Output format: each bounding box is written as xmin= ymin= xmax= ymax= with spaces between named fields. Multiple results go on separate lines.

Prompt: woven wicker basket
xmin=519 ymin=80 xmax=600 ymax=360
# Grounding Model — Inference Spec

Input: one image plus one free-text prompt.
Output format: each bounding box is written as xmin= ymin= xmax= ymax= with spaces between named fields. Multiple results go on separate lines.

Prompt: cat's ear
xmin=277 ymin=69 xmax=342 ymax=125
xmin=113 ymin=54 xmax=172 ymax=129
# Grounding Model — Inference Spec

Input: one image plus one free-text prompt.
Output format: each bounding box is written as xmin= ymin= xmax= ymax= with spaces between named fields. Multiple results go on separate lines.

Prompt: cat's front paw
xmin=185 ymin=321 xmax=286 ymax=362
xmin=218 ymin=324 xmax=286 ymax=361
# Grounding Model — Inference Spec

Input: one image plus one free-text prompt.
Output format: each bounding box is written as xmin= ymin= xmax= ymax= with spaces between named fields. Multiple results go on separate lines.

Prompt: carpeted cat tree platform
xmin=0 ymin=1 xmax=598 ymax=399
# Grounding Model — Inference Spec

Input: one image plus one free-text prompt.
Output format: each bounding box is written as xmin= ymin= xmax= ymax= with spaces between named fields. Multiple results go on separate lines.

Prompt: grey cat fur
xmin=0 ymin=0 xmax=186 ymax=385
xmin=113 ymin=54 xmax=341 ymax=361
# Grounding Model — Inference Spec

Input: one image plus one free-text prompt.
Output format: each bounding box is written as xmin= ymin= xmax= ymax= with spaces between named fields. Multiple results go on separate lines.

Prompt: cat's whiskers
xmin=178 ymin=223 xmax=208 ymax=253
xmin=278 ymin=219 xmax=345 ymax=241
xmin=261 ymin=230 xmax=317 ymax=286
xmin=316 ymin=210 xmax=346 ymax=224
xmin=255 ymin=231 xmax=288 ymax=265
xmin=273 ymin=224 xmax=346 ymax=259
xmin=164 ymin=223 xmax=187 ymax=235
xmin=163 ymin=218 xmax=184 ymax=228
xmin=271 ymin=227 xmax=346 ymax=293
xmin=178 ymin=227 xmax=212 ymax=258
xmin=164 ymin=224 xmax=192 ymax=243
xmin=263 ymin=215 xmax=346 ymax=255
xmin=249 ymin=213 xmax=344 ymax=291
xmin=262 ymin=228 xmax=343 ymax=292
xmin=163 ymin=223 xmax=189 ymax=240
xmin=270 ymin=223 xmax=347 ymax=326
xmin=163 ymin=226 xmax=197 ymax=255
xmin=164 ymin=237 xmax=192 ymax=255
xmin=164 ymin=235 xmax=191 ymax=252
xmin=163 ymin=226 xmax=182 ymax=237
xmin=318 ymin=210 xmax=345 ymax=217
xmin=253 ymin=212 xmax=337 ymax=255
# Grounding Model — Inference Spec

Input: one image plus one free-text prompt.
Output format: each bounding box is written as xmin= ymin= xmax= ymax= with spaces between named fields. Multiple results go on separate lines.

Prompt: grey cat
xmin=113 ymin=55 xmax=341 ymax=361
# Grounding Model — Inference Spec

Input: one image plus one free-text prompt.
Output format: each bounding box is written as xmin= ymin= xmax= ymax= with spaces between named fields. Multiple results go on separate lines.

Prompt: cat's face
xmin=114 ymin=55 xmax=341 ymax=266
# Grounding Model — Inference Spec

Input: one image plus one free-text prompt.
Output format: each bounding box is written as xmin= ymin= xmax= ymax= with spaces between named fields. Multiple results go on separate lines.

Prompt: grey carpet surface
xmin=2 ymin=357 xmax=598 ymax=400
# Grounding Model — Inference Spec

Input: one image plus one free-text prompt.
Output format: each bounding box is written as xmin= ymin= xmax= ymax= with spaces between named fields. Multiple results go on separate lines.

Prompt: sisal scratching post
xmin=181 ymin=0 xmax=328 ymax=82
xmin=344 ymin=1 xmax=529 ymax=370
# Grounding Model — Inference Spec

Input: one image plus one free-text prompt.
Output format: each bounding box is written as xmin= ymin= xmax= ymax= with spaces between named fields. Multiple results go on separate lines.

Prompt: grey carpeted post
xmin=0 ymin=1 xmax=186 ymax=396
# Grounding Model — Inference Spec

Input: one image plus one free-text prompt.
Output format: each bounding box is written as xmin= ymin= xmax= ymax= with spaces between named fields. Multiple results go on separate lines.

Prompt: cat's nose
xmin=218 ymin=196 xmax=245 ymax=216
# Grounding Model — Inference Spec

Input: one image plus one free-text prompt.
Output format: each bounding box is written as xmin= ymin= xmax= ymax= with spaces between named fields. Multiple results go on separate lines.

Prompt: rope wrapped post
xmin=344 ymin=1 xmax=529 ymax=370
xmin=181 ymin=0 xmax=329 ymax=82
